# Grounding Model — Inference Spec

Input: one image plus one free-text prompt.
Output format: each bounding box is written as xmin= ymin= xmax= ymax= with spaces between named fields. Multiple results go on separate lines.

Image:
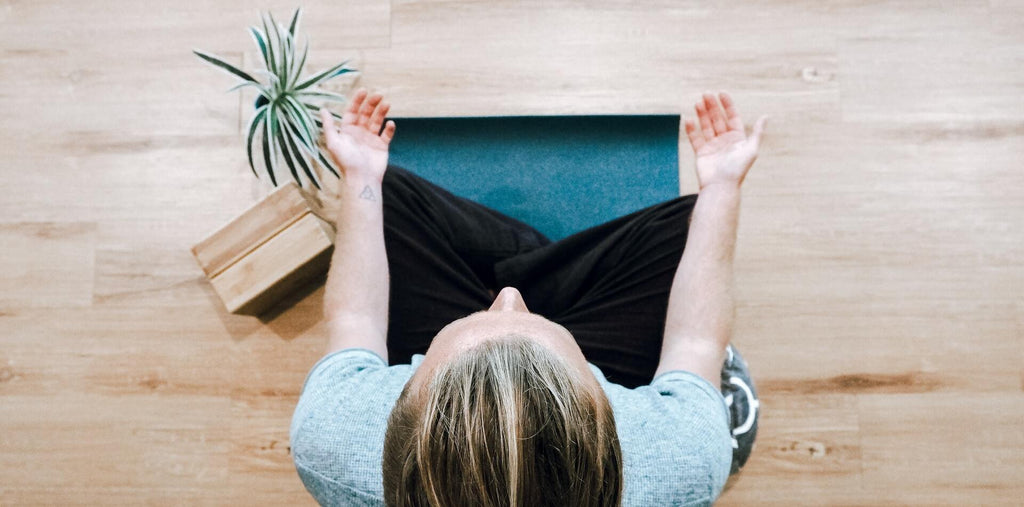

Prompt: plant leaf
xmin=260 ymin=14 xmax=279 ymax=94
xmin=275 ymin=112 xmax=303 ymax=188
xmin=295 ymin=61 xmax=356 ymax=91
xmin=261 ymin=110 xmax=278 ymax=187
xmin=249 ymin=27 xmax=268 ymax=68
xmin=288 ymin=7 xmax=301 ymax=38
xmin=306 ymin=104 xmax=344 ymax=180
xmin=276 ymin=98 xmax=306 ymax=148
xmin=303 ymin=101 xmax=345 ymax=121
xmin=316 ymin=149 xmax=341 ymax=179
xmin=289 ymin=36 xmax=309 ymax=90
xmin=283 ymin=118 xmax=321 ymax=190
xmin=193 ymin=50 xmax=258 ymax=83
xmin=226 ymin=80 xmax=269 ymax=95
xmin=245 ymin=105 xmax=269 ymax=179
xmin=281 ymin=95 xmax=317 ymax=151
xmin=296 ymin=89 xmax=349 ymax=103
xmin=304 ymin=102 xmax=346 ymax=146
xmin=252 ymin=69 xmax=281 ymax=86
xmin=267 ymin=101 xmax=283 ymax=186
xmin=281 ymin=30 xmax=293 ymax=92
xmin=284 ymin=116 xmax=317 ymax=159
xmin=267 ymin=10 xmax=288 ymax=86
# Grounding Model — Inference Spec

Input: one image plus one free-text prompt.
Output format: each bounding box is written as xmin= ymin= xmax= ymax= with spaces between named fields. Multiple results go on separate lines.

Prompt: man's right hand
xmin=319 ymin=88 xmax=396 ymax=186
xmin=684 ymin=92 xmax=768 ymax=191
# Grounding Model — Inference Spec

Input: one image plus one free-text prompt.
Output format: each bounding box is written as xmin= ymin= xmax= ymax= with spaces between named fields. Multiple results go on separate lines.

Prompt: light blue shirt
xmin=290 ymin=348 xmax=732 ymax=506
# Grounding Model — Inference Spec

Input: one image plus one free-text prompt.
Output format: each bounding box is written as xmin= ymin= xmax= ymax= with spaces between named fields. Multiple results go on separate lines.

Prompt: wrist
xmin=342 ymin=173 xmax=384 ymax=190
xmin=334 ymin=175 xmax=385 ymax=221
xmin=696 ymin=183 xmax=742 ymax=214
xmin=699 ymin=181 xmax=742 ymax=197
xmin=340 ymin=174 xmax=384 ymax=200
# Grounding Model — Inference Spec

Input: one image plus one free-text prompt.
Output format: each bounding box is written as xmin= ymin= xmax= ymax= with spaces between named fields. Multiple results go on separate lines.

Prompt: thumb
xmin=750 ymin=115 xmax=769 ymax=148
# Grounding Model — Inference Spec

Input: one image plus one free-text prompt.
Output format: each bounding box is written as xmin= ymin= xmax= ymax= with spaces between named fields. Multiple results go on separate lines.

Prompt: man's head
xmin=382 ymin=287 xmax=622 ymax=506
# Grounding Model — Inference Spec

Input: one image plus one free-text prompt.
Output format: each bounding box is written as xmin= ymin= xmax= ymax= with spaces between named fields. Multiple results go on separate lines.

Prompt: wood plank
xmin=0 ymin=305 xmax=238 ymax=398
xmin=726 ymin=117 xmax=1023 ymax=393
xmin=0 ymin=1 xmax=390 ymax=54
xmin=0 ymin=48 xmax=248 ymax=223
xmin=817 ymin=0 xmax=990 ymax=38
xmin=0 ymin=303 xmax=324 ymax=501
xmin=1019 ymin=302 xmax=1024 ymax=393
xmin=229 ymin=394 xmax=317 ymax=505
xmin=92 ymin=220 xmax=220 ymax=308
xmin=342 ymin=0 xmax=839 ymax=117
xmin=718 ymin=393 xmax=862 ymax=505
xmin=0 ymin=222 xmax=96 ymax=308
xmin=990 ymin=0 xmax=1024 ymax=39
xmin=858 ymin=393 xmax=1024 ymax=504
xmin=0 ymin=393 xmax=234 ymax=504
xmin=733 ymin=300 xmax=1020 ymax=394
xmin=838 ymin=34 xmax=1022 ymax=123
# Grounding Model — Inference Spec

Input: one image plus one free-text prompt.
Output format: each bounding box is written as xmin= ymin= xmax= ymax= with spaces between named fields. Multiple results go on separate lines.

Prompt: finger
xmin=703 ymin=92 xmax=728 ymax=136
xmin=342 ymin=88 xmax=367 ymax=126
xmin=750 ymin=115 xmax=769 ymax=149
xmin=695 ymin=101 xmax=716 ymax=141
xmin=719 ymin=92 xmax=744 ymax=132
xmin=684 ymin=118 xmax=706 ymax=153
xmin=368 ymin=101 xmax=390 ymax=134
xmin=357 ymin=93 xmax=383 ymax=128
xmin=381 ymin=120 xmax=396 ymax=144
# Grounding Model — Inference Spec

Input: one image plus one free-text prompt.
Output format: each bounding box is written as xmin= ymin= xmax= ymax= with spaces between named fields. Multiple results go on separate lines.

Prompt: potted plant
xmin=190 ymin=7 xmax=355 ymax=315
xmin=193 ymin=7 xmax=354 ymax=190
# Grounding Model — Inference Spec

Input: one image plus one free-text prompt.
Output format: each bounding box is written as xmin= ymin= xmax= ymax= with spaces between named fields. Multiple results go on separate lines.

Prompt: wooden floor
xmin=2 ymin=0 xmax=1021 ymax=504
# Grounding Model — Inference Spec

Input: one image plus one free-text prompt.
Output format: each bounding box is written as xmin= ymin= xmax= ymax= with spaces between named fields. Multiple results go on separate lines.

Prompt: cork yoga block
xmin=191 ymin=182 xmax=336 ymax=315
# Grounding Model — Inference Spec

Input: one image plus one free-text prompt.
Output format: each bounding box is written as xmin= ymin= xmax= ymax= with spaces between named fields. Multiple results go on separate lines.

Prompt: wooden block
xmin=211 ymin=211 xmax=334 ymax=315
xmin=191 ymin=182 xmax=336 ymax=315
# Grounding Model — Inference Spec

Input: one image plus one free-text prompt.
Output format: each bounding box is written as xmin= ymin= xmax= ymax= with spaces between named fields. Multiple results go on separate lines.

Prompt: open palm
xmin=319 ymin=88 xmax=396 ymax=183
xmin=684 ymin=92 xmax=767 ymax=190
xmin=307 ymin=90 xmax=396 ymax=228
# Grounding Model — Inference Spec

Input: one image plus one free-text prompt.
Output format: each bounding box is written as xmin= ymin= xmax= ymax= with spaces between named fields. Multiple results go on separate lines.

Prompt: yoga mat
xmin=387 ymin=115 xmax=680 ymax=242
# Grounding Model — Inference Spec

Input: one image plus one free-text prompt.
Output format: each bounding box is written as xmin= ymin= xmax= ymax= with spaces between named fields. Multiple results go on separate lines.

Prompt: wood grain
xmin=0 ymin=222 xmax=96 ymax=308
xmin=192 ymin=182 xmax=321 ymax=278
xmin=0 ymin=0 xmax=1021 ymax=504
xmin=858 ymin=393 xmax=1024 ymax=505
xmin=210 ymin=210 xmax=334 ymax=315
xmin=718 ymin=393 xmax=863 ymax=506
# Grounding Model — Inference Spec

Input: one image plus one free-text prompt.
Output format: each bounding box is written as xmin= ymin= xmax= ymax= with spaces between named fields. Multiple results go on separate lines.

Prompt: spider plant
xmin=193 ymin=7 xmax=356 ymax=190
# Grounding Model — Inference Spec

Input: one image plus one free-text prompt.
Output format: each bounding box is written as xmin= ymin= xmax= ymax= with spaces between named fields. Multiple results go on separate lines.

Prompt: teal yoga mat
xmin=387 ymin=115 xmax=681 ymax=241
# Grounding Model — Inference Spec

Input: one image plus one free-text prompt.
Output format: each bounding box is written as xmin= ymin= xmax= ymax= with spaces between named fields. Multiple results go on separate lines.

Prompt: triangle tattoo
xmin=359 ymin=185 xmax=376 ymax=201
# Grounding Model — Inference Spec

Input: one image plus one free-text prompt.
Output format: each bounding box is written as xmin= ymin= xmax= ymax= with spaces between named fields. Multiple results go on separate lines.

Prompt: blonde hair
xmin=382 ymin=335 xmax=622 ymax=507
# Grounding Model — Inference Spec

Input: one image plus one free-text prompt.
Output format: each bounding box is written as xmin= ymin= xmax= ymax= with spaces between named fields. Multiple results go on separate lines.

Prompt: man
xmin=290 ymin=88 xmax=765 ymax=506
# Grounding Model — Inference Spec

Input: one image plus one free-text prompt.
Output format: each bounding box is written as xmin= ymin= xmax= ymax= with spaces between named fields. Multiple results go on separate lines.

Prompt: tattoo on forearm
xmin=359 ymin=185 xmax=376 ymax=201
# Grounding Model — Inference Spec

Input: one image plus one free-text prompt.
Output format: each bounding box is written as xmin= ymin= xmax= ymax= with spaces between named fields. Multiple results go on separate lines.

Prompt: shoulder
xmin=591 ymin=365 xmax=733 ymax=506
xmin=290 ymin=349 xmax=420 ymax=506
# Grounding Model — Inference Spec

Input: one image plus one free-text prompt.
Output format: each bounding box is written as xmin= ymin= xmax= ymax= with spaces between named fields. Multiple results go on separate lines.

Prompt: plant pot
xmin=191 ymin=182 xmax=335 ymax=315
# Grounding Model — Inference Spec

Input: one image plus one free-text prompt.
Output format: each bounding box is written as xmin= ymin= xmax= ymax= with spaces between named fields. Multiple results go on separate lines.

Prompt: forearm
xmin=656 ymin=183 xmax=741 ymax=383
xmin=322 ymin=176 xmax=390 ymax=359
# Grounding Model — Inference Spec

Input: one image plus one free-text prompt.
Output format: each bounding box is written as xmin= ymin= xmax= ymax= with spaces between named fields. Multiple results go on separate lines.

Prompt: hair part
xmin=383 ymin=335 xmax=622 ymax=507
